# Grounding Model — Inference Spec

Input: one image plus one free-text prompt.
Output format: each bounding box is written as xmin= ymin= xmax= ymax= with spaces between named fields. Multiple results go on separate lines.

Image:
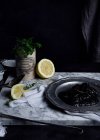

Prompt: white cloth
xmin=9 ymin=75 xmax=63 ymax=108
xmin=9 ymin=85 xmax=47 ymax=108
xmin=0 ymin=123 xmax=6 ymax=137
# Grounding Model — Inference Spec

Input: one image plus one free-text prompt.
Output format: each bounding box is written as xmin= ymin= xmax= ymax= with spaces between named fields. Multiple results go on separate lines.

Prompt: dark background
xmin=0 ymin=0 xmax=93 ymax=72
xmin=1 ymin=0 xmax=100 ymax=140
xmin=0 ymin=0 xmax=100 ymax=72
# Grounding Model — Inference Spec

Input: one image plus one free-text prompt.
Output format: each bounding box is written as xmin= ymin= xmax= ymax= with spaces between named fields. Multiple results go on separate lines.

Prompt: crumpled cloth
xmin=0 ymin=123 xmax=7 ymax=137
xmin=9 ymin=75 xmax=63 ymax=108
xmin=82 ymin=0 xmax=100 ymax=62
xmin=9 ymin=84 xmax=47 ymax=108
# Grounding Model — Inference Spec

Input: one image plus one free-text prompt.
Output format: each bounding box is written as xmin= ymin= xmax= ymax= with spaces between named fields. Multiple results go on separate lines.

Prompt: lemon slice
xmin=36 ymin=59 xmax=55 ymax=78
xmin=11 ymin=84 xmax=25 ymax=99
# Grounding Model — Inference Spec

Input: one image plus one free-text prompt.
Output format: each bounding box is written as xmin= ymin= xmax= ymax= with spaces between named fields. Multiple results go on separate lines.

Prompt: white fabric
xmin=0 ymin=123 xmax=6 ymax=137
xmin=9 ymin=85 xmax=47 ymax=108
xmin=9 ymin=75 xmax=63 ymax=108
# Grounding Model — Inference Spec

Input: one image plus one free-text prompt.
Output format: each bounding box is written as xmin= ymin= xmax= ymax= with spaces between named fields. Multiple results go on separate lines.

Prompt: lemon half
xmin=36 ymin=59 xmax=55 ymax=79
xmin=11 ymin=84 xmax=25 ymax=99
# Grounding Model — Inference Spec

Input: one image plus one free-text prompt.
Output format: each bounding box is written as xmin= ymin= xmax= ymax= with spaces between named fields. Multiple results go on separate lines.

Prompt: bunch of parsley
xmin=14 ymin=37 xmax=42 ymax=57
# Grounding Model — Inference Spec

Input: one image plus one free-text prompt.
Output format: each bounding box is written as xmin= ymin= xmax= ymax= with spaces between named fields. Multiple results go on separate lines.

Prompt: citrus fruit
xmin=36 ymin=59 xmax=55 ymax=78
xmin=11 ymin=84 xmax=25 ymax=99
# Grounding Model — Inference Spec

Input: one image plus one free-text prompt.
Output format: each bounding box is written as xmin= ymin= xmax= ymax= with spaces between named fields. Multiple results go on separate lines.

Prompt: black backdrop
xmin=0 ymin=0 xmax=100 ymax=72
xmin=0 ymin=0 xmax=89 ymax=71
xmin=0 ymin=1 xmax=100 ymax=140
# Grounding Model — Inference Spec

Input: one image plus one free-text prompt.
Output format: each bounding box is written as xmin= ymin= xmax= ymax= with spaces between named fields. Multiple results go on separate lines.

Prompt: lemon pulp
xmin=11 ymin=84 xmax=25 ymax=99
xmin=36 ymin=59 xmax=55 ymax=78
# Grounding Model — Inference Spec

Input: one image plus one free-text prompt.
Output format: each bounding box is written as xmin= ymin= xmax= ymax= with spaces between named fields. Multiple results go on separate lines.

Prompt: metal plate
xmin=45 ymin=77 xmax=100 ymax=113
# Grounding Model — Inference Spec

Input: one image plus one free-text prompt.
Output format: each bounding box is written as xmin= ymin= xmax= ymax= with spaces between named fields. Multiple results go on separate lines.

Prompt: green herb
xmin=24 ymin=82 xmax=37 ymax=90
xmin=13 ymin=37 xmax=42 ymax=57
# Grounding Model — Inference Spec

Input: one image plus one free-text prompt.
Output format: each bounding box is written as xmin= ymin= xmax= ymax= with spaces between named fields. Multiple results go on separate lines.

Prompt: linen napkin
xmin=0 ymin=123 xmax=6 ymax=137
xmin=9 ymin=75 xmax=63 ymax=108
xmin=9 ymin=84 xmax=47 ymax=108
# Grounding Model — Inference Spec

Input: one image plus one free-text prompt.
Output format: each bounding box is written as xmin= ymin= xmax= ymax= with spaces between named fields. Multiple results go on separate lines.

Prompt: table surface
xmin=1 ymin=72 xmax=100 ymax=126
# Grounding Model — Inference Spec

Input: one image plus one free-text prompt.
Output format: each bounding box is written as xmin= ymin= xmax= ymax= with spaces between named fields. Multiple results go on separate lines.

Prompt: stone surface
xmin=1 ymin=72 xmax=100 ymax=126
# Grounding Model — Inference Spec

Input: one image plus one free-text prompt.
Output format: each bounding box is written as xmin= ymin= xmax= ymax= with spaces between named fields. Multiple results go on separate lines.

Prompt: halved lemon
xmin=11 ymin=84 xmax=25 ymax=99
xmin=36 ymin=59 xmax=55 ymax=78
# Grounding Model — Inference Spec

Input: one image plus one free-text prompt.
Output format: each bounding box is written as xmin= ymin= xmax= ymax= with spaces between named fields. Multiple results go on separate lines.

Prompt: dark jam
xmin=58 ymin=83 xmax=99 ymax=107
